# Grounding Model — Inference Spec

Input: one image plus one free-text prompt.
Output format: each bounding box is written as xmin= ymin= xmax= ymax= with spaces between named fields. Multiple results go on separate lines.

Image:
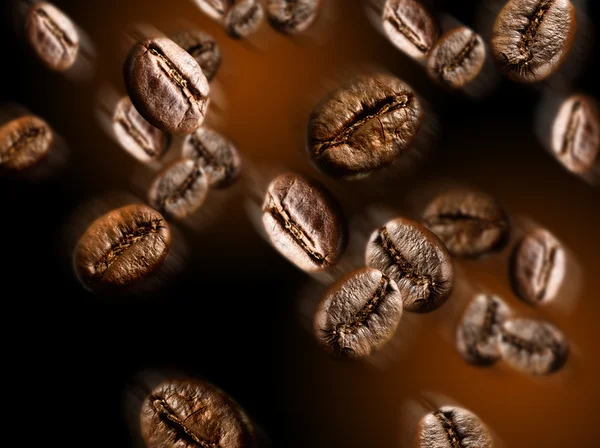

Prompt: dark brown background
xmin=2 ymin=0 xmax=599 ymax=446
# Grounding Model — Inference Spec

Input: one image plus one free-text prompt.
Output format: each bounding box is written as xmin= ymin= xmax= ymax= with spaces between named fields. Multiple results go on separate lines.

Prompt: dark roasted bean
xmin=551 ymin=93 xmax=600 ymax=174
xmin=381 ymin=0 xmax=439 ymax=61
xmin=123 ymin=37 xmax=210 ymax=134
xmin=112 ymin=96 xmax=170 ymax=163
xmin=73 ymin=204 xmax=171 ymax=292
xmin=261 ymin=173 xmax=346 ymax=272
xmin=148 ymin=158 xmax=209 ymax=220
xmin=0 ymin=115 xmax=53 ymax=172
xmin=491 ymin=0 xmax=577 ymax=83
xmin=182 ymin=127 xmax=241 ymax=188
xmin=25 ymin=2 xmax=79 ymax=72
xmin=225 ymin=0 xmax=265 ymax=39
xmin=314 ymin=267 xmax=403 ymax=360
xmin=307 ymin=74 xmax=422 ymax=180
xmin=510 ymin=228 xmax=566 ymax=306
xmin=499 ymin=317 xmax=569 ymax=375
xmin=365 ymin=217 xmax=453 ymax=313
xmin=456 ymin=294 xmax=512 ymax=366
xmin=266 ymin=0 xmax=322 ymax=35
xmin=422 ymin=189 xmax=510 ymax=258
xmin=140 ymin=378 xmax=259 ymax=448
xmin=416 ymin=406 xmax=493 ymax=448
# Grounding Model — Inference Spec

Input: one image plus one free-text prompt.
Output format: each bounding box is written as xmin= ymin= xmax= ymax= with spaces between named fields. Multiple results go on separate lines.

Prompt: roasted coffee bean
xmin=148 ymin=158 xmax=209 ymax=220
xmin=112 ymin=96 xmax=170 ymax=164
xmin=225 ymin=0 xmax=265 ymax=39
xmin=123 ymin=37 xmax=210 ymax=135
xmin=491 ymin=0 xmax=576 ymax=83
xmin=307 ymin=74 xmax=422 ymax=180
xmin=426 ymin=27 xmax=486 ymax=90
xmin=416 ymin=406 xmax=493 ymax=448
xmin=0 ymin=115 xmax=53 ymax=172
xmin=551 ymin=94 xmax=600 ymax=174
xmin=171 ymin=30 xmax=221 ymax=82
xmin=73 ymin=204 xmax=171 ymax=292
xmin=266 ymin=0 xmax=321 ymax=35
xmin=194 ymin=0 xmax=234 ymax=21
xmin=140 ymin=378 xmax=259 ymax=448
xmin=314 ymin=267 xmax=403 ymax=360
xmin=422 ymin=190 xmax=510 ymax=258
xmin=381 ymin=0 xmax=439 ymax=61
xmin=510 ymin=228 xmax=566 ymax=306
xmin=456 ymin=294 xmax=512 ymax=366
xmin=365 ymin=217 xmax=453 ymax=313
xmin=261 ymin=173 xmax=346 ymax=272
xmin=499 ymin=317 xmax=569 ymax=375
xmin=182 ymin=127 xmax=242 ymax=189
xmin=25 ymin=2 xmax=79 ymax=72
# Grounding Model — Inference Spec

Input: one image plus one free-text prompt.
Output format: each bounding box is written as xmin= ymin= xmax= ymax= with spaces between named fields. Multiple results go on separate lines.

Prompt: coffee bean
xmin=422 ymin=190 xmax=510 ymax=258
xmin=182 ymin=127 xmax=242 ymax=189
xmin=510 ymin=228 xmax=566 ymax=306
xmin=416 ymin=406 xmax=493 ymax=448
xmin=0 ymin=115 xmax=53 ymax=172
xmin=194 ymin=0 xmax=234 ymax=21
xmin=551 ymin=94 xmax=600 ymax=174
xmin=73 ymin=204 xmax=171 ymax=292
xmin=123 ymin=37 xmax=210 ymax=135
xmin=491 ymin=0 xmax=576 ymax=83
xmin=456 ymin=294 xmax=512 ymax=366
xmin=499 ymin=317 xmax=569 ymax=375
xmin=266 ymin=0 xmax=321 ymax=35
xmin=112 ymin=96 xmax=170 ymax=164
xmin=171 ymin=30 xmax=221 ymax=82
xmin=307 ymin=74 xmax=422 ymax=180
xmin=365 ymin=217 xmax=453 ymax=313
xmin=225 ymin=0 xmax=265 ymax=39
xmin=314 ymin=267 xmax=403 ymax=360
xmin=140 ymin=378 xmax=259 ymax=448
xmin=148 ymin=158 xmax=209 ymax=220
xmin=381 ymin=0 xmax=439 ymax=61
xmin=25 ymin=2 xmax=79 ymax=72
xmin=261 ymin=173 xmax=346 ymax=272
xmin=426 ymin=27 xmax=486 ymax=90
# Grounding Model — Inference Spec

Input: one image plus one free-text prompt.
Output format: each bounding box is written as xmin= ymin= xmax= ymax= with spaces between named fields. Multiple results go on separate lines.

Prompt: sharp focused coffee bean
xmin=314 ymin=267 xmax=403 ymax=360
xmin=416 ymin=406 xmax=493 ymax=448
xmin=491 ymin=0 xmax=577 ymax=83
xmin=194 ymin=0 xmax=234 ymax=21
xmin=307 ymin=74 xmax=422 ymax=180
xmin=365 ymin=217 xmax=453 ymax=313
xmin=266 ymin=0 xmax=321 ymax=35
xmin=0 ymin=115 xmax=53 ymax=172
xmin=422 ymin=190 xmax=510 ymax=258
xmin=25 ymin=2 xmax=79 ymax=72
xmin=224 ymin=0 xmax=265 ymax=39
xmin=381 ymin=0 xmax=439 ymax=61
xmin=261 ymin=173 xmax=346 ymax=272
xmin=170 ymin=30 xmax=221 ymax=82
xmin=456 ymin=294 xmax=512 ymax=366
xmin=123 ymin=37 xmax=210 ymax=135
xmin=112 ymin=96 xmax=170 ymax=164
xmin=182 ymin=127 xmax=242 ymax=189
xmin=499 ymin=317 xmax=569 ymax=375
xmin=510 ymin=228 xmax=566 ymax=306
xmin=148 ymin=158 xmax=209 ymax=220
xmin=426 ymin=27 xmax=486 ymax=90
xmin=140 ymin=378 xmax=259 ymax=448
xmin=73 ymin=204 xmax=171 ymax=292
xmin=551 ymin=94 xmax=600 ymax=174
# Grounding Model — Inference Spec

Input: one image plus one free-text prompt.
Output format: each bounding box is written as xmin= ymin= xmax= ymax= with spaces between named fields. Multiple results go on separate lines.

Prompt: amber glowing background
xmin=1 ymin=0 xmax=599 ymax=446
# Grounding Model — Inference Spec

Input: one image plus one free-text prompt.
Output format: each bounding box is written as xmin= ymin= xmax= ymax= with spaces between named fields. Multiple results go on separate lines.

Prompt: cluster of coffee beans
xmin=2 ymin=0 xmax=598 ymax=447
